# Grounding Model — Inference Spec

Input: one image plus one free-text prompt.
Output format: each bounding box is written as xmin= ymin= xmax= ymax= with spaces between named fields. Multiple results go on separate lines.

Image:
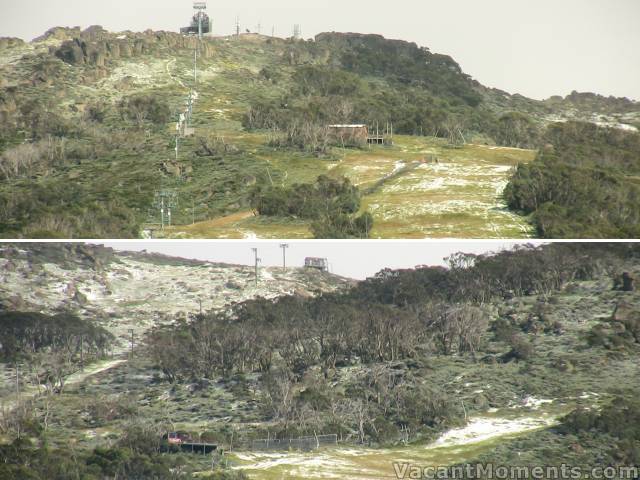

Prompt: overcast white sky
xmin=1 ymin=0 xmax=639 ymax=100
xmin=99 ymin=240 xmax=544 ymax=279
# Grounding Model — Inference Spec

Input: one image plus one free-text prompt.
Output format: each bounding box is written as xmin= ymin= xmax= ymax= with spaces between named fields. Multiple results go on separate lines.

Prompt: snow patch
xmin=431 ymin=415 xmax=557 ymax=448
xmin=521 ymin=396 xmax=554 ymax=410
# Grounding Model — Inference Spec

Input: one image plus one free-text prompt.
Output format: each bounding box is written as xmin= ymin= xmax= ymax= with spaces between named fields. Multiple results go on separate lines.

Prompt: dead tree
xmin=444 ymin=117 xmax=466 ymax=148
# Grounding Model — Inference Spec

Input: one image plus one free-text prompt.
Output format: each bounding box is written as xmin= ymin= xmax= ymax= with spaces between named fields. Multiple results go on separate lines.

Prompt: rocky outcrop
xmin=54 ymin=38 xmax=108 ymax=66
xmin=30 ymin=57 xmax=64 ymax=86
xmin=52 ymin=30 xmax=216 ymax=67
xmin=34 ymin=27 xmax=82 ymax=42
xmin=81 ymin=25 xmax=110 ymax=41
xmin=53 ymin=40 xmax=81 ymax=64
xmin=81 ymin=67 xmax=109 ymax=83
xmin=161 ymin=160 xmax=193 ymax=179
xmin=611 ymin=300 xmax=640 ymax=343
xmin=0 ymin=37 xmax=25 ymax=50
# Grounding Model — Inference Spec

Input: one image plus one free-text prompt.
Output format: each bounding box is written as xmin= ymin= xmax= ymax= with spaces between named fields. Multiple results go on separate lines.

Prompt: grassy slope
xmin=1 ymin=33 xmax=536 ymax=238
xmin=0 ymin=40 xmax=187 ymax=236
xmin=161 ymin=136 xmax=534 ymax=239
xmin=163 ymin=37 xmax=537 ymax=239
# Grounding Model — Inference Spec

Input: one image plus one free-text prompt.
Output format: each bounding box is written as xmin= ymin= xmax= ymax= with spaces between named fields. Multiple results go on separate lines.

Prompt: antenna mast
xmin=193 ymin=1 xmax=207 ymax=40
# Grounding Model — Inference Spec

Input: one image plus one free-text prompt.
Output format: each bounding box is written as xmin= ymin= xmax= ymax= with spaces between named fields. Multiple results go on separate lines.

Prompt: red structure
xmin=167 ymin=432 xmax=187 ymax=445
xmin=164 ymin=432 xmax=218 ymax=454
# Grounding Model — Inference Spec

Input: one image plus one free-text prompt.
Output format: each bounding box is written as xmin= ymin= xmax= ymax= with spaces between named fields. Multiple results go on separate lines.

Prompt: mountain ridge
xmin=3 ymin=27 xmax=637 ymax=113
xmin=1 ymin=27 xmax=638 ymax=238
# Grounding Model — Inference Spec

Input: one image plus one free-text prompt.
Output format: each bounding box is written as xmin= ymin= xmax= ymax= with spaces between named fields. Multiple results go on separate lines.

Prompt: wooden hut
xmin=328 ymin=124 xmax=369 ymax=147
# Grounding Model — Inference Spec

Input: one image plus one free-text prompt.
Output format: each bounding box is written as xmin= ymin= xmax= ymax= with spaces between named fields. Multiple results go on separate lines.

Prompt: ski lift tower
xmin=193 ymin=2 xmax=207 ymax=39
xmin=152 ymin=189 xmax=179 ymax=230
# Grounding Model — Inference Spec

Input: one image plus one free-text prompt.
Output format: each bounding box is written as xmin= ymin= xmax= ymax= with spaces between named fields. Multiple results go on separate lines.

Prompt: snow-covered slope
xmin=0 ymin=244 xmax=353 ymax=353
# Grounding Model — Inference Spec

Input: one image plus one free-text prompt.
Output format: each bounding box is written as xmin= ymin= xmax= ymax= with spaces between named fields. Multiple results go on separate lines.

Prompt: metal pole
xmin=129 ymin=329 xmax=135 ymax=358
xmin=15 ymin=363 xmax=20 ymax=408
xmin=161 ymin=197 xmax=165 ymax=230
xmin=252 ymin=248 xmax=259 ymax=286
xmin=280 ymin=244 xmax=289 ymax=272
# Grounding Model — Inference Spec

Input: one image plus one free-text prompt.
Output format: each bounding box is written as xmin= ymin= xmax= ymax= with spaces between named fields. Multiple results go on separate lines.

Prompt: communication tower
xmin=181 ymin=2 xmax=211 ymax=38
xmin=193 ymin=2 xmax=207 ymax=39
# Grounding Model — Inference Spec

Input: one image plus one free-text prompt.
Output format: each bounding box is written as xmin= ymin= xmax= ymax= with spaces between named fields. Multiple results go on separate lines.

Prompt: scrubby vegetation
xmin=0 ymin=29 xmax=199 ymax=238
xmin=249 ymin=175 xmax=373 ymax=238
xmin=505 ymin=121 xmax=640 ymax=238
xmin=558 ymin=397 xmax=640 ymax=465
xmin=118 ymin=94 xmax=171 ymax=128
xmin=0 ymin=423 xmax=248 ymax=479
xmin=145 ymin=243 xmax=640 ymax=444
xmin=0 ymin=312 xmax=114 ymax=393
xmin=1 ymin=28 xmax=637 ymax=238
xmin=1 ymin=242 xmax=639 ymax=477
xmin=0 ymin=438 xmax=176 ymax=479
xmin=250 ymin=175 xmax=359 ymax=218
xmin=0 ymin=311 xmax=113 ymax=363
xmin=243 ymin=35 xmax=542 ymax=148
xmin=0 ymin=91 xmax=154 ymax=237
xmin=544 ymin=90 xmax=640 ymax=115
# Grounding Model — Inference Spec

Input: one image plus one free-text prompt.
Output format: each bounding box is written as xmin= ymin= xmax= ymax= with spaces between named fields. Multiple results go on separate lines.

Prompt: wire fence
xmin=250 ymin=434 xmax=338 ymax=452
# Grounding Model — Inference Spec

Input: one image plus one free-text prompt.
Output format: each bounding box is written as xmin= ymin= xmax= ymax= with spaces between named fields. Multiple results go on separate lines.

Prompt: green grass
xmin=161 ymin=134 xmax=534 ymax=239
xmin=2 ymin=35 xmax=537 ymax=238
